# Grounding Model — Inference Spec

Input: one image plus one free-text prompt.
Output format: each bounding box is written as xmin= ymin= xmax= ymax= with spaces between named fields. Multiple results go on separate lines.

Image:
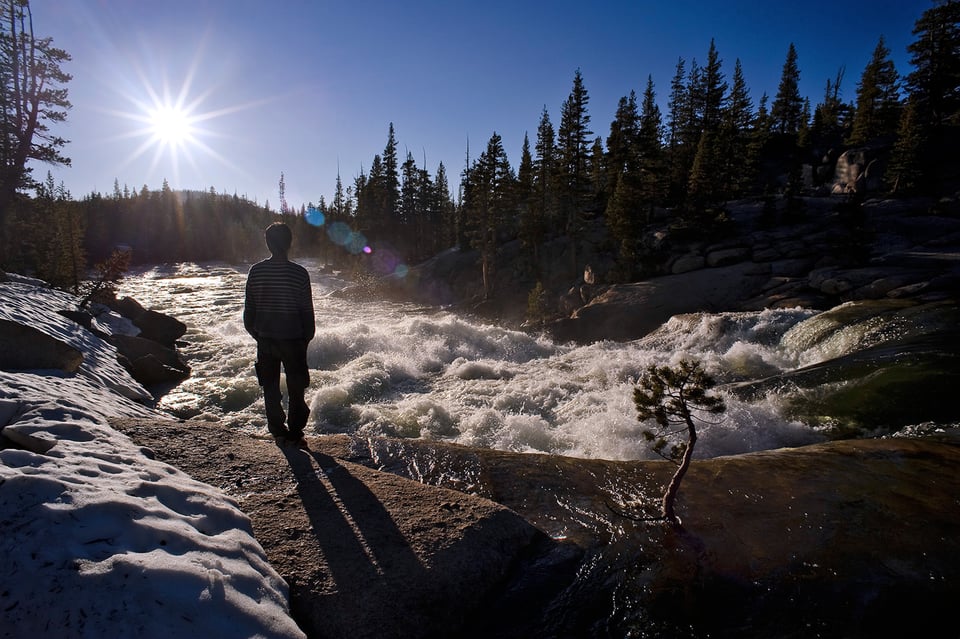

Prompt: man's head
xmin=264 ymin=222 xmax=293 ymax=256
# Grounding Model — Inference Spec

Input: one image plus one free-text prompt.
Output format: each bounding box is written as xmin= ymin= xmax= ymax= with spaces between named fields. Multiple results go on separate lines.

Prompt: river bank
xmin=112 ymin=417 xmax=960 ymax=638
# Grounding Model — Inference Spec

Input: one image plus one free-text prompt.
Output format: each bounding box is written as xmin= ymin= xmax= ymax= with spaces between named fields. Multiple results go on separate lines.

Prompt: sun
xmin=147 ymin=103 xmax=195 ymax=147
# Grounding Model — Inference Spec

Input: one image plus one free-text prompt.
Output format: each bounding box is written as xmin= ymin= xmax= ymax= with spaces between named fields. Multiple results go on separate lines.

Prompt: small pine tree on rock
xmin=634 ymin=360 xmax=726 ymax=526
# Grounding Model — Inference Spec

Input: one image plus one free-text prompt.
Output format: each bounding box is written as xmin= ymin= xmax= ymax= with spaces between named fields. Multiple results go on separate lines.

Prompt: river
xmin=115 ymin=260 xmax=960 ymax=636
xmin=118 ymin=260 xmax=834 ymax=461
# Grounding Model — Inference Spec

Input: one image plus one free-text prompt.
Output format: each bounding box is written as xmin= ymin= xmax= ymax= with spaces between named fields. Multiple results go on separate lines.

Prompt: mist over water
xmin=120 ymin=261 xmax=829 ymax=461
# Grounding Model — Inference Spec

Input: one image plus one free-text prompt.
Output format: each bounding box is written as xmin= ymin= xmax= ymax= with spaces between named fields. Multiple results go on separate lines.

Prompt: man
xmin=243 ymin=222 xmax=315 ymax=447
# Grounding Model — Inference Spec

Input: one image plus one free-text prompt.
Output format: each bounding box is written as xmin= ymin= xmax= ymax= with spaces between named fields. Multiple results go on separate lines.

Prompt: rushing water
xmin=117 ymin=260 xmax=835 ymax=461
xmin=115 ymin=261 xmax=959 ymax=636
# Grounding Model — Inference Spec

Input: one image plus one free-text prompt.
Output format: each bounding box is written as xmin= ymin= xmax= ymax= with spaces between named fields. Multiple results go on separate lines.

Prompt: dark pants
xmin=255 ymin=338 xmax=310 ymax=437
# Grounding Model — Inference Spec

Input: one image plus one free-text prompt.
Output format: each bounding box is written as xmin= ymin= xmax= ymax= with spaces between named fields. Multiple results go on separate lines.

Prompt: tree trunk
xmin=661 ymin=415 xmax=698 ymax=526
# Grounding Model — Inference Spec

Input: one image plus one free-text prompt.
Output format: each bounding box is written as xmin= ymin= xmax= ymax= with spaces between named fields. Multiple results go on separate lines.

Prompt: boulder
xmin=550 ymin=262 xmax=771 ymax=343
xmin=705 ymin=246 xmax=750 ymax=267
xmin=831 ymin=146 xmax=889 ymax=195
xmin=109 ymin=334 xmax=190 ymax=386
xmin=133 ymin=309 xmax=187 ymax=346
xmin=670 ymin=254 xmax=705 ymax=274
xmin=115 ymin=296 xmax=147 ymax=320
xmin=0 ymin=319 xmax=83 ymax=373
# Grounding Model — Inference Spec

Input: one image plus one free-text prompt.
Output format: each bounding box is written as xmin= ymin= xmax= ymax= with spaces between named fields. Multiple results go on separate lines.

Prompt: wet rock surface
xmin=112 ymin=418 xmax=960 ymax=638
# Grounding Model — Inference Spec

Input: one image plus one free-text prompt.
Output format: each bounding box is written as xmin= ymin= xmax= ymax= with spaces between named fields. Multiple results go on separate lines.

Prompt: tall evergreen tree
xmin=462 ymin=132 xmax=515 ymax=299
xmin=687 ymin=129 xmax=722 ymax=209
xmin=637 ymin=75 xmax=666 ymax=208
xmin=588 ymin=135 xmax=605 ymax=203
xmin=666 ymin=58 xmax=691 ymax=204
xmin=516 ymin=133 xmax=542 ymax=265
xmin=0 ymin=0 xmax=72 ymax=253
xmin=556 ymin=69 xmax=592 ymax=275
xmin=605 ymin=76 xmax=665 ymax=281
xmin=886 ymin=95 xmax=926 ymax=194
xmin=721 ymin=59 xmax=754 ymax=196
xmin=532 ymin=105 xmax=558 ymax=275
xmin=606 ymin=91 xmax=640 ymax=199
xmin=432 ymin=162 xmax=456 ymax=252
xmin=399 ymin=151 xmax=421 ymax=256
xmin=771 ymin=43 xmax=804 ymax=134
xmin=811 ymin=68 xmax=849 ymax=150
xmin=848 ymin=36 xmax=902 ymax=145
xmin=701 ymin=39 xmax=728 ymax=133
xmin=905 ymin=0 xmax=960 ymax=128
xmin=381 ymin=123 xmax=401 ymax=235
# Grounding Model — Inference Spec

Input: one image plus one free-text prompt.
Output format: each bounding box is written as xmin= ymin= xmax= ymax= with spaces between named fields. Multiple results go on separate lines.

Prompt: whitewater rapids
xmin=119 ymin=261 xmax=829 ymax=461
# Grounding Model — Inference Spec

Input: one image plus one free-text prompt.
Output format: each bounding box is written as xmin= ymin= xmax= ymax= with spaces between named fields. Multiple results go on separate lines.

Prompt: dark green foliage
xmin=634 ymin=360 xmax=726 ymax=525
xmin=0 ymin=0 xmax=72 ymax=246
xmin=6 ymin=5 xmax=959 ymax=300
xmin=461 ymin=131 xmax=515 ymax=299
xmin=848 ymin=37 xmax=902 ymax=145
xmin=771 ymin=43 xmax=804 ymax=135
xmin=556 ymin=69 xmax=593 ymax=278
xmin=885 ymin=96 xmax=927 ymax=194
xmin=525 ymin=281 xmax=549 ymax=324
xmin=78 ymin=247 xmax=130 ymax=309
xmin=905 ymin=0 xmax=960 ymax=129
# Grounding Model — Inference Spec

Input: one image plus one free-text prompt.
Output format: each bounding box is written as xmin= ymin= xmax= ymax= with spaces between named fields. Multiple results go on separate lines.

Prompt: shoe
xmin=285 ymin=432 xmax=309 ymax=449
xmin=269 ymin=427 xmax=291 ymax=446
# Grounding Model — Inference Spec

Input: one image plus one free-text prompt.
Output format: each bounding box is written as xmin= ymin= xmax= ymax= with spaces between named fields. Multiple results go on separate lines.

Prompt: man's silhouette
xmin=243 ymin=222 xmax=315 ymax=446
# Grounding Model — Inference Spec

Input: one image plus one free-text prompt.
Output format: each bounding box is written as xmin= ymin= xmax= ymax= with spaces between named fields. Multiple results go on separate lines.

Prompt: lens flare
xmin=305 ymin=207 xmax=325 ymax=227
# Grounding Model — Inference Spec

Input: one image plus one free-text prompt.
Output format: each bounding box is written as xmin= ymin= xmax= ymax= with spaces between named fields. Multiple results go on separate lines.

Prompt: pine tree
xmin=905 ymin=0 xmax=960 ymax=129
xmin=588 ymin=135 xmax=605 ymax=203
xmin=771 ymin=43 xmax=804 ymax=134
xmin=433 ymin=162 xmax=455 ymax=250
xmin=0 ymin=0 xmax=72 ymax=253
xmin=605 ymin=76 xmax=665 ymax=281
xmin=634 ymin=360 xmax=725 ymax=526
xmin=848 ymin=36 xmax=902 ymax=145
xmin=886 ymin=95 xmax=926 ymax=194
xmin=811 ymin=68 xmax=848 ymax=150
xmin=33 ymin=171 xmax=84 ymax=290
xmin=517 ymin=133 xmax=542 ymax=265
xmin=381 ymin=123 xmax=401 ymax=239
xmin=462 ymin=132 xmax=515 ymax=299
xmin=399 ymin=151 xmax=421 ymax=257
xmin=666 ymin=58 xmax=691 ymax=205
xmin=606 ymin=91 xmax=639 ymax=199
xmin=721 ymin=59 xmax=754 ymax=196
xmin=533 ymin=107 xmax=558 ymax=236
xmin=556 ymin=69 xmax=592 ymax=276
xmin=746 ymin=93 xmax=774 ymax=193
xmin=687 ymin=129 xmax=721 ymax=210
xmin=701 ymin=39 xmax=728 ymax=134
xmin=637 ymin=75 xmax=666 ymax=211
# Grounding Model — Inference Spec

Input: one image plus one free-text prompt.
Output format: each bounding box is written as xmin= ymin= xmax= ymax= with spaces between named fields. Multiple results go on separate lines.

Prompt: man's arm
xmin=300 ymin=271 xmax=316 ymax=342
xmin=243 ymin=271 xmax=259 ymax=339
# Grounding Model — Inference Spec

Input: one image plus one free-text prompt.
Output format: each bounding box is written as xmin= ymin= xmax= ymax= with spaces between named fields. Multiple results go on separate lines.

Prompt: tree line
xmin=2 ymin=0 xmax=959 ymax=299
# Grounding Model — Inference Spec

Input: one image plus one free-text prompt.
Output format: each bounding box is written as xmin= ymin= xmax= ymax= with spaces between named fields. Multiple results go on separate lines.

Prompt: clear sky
xmin=30 ymin=0 xmax=930 ymax=211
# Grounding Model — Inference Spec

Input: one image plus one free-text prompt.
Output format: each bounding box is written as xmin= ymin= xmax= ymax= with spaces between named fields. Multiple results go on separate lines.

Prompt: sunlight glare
xmin=148 ymin=104 xmax=195 ymax=146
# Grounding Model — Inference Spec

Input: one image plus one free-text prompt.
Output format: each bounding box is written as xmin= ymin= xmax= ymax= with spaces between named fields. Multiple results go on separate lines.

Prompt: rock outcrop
xmin=831 ymin=145 xmax=890 ymax=195
xmin=94 ymin=295 xmax=191 ymax=387
xmin=547 ymin=196 xmax=960 ymax=343
xmin=0 ymin=318 xmax=84 ymax=372
xmin=114 ymin=296 xmax=187 ymax=347
xmin=108 ymin=334 xmax=191 ymax=386
xmin=112 ymin=419 xmax=960 ymax=638
xmin=111 ymin=418 xmax=563 ymax=639
xmin=335 ymin=195 xmax=960 ymax=342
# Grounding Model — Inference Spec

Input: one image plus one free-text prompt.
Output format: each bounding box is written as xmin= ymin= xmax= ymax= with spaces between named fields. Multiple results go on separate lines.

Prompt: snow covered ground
xmin=0 ymin=275 xmax=304 ymax=638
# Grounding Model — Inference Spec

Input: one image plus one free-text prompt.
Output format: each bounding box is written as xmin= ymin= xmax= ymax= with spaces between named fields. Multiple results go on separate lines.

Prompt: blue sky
xmin=32 ymin=0 xmax=929 ymax=210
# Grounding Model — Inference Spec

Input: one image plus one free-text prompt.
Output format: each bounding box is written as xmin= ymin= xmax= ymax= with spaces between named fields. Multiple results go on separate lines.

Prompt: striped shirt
xmin=243 ymin=258 xmax=315 ymax=341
